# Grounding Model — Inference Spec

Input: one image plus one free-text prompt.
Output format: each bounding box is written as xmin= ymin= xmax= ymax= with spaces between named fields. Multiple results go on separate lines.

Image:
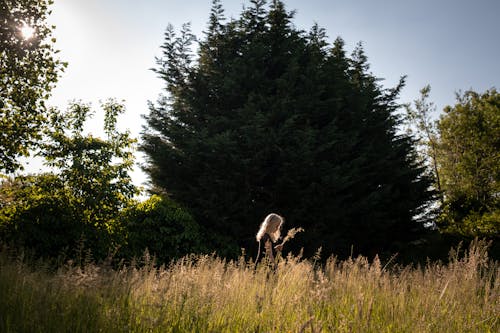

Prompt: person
xmin=255 ymin=213 xmax=284 ymax=266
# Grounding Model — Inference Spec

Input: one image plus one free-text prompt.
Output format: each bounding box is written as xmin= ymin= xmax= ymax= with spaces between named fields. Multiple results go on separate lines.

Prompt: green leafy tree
xmin=0 ymin=0 xmax=66 ymax=173
xmin=33 ymin=100 xmax=137 ymax=257
xmin=405 ymin=85 xmax=443 ymax=205
xmin=41 ymin=100 xmax=138 ymax=226
xmin=142 ymin=0 xmax=434 ymax=258
xmin=1 ymin=100 xmax=138 ymax=258
xmin=437 ymin=89 xmax=499 ymax=237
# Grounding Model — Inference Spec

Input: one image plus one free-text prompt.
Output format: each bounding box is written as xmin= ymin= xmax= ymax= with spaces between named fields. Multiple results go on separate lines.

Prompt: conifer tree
xmin=142 ymin=0 xmax=434 ymax=257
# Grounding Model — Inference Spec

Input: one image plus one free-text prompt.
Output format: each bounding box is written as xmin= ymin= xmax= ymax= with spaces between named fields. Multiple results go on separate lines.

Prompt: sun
xmin=20 ymin=23 xmax=35 ymax=40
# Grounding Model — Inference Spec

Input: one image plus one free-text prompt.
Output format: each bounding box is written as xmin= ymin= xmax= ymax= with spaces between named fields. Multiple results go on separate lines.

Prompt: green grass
xmin=0 ymin=240 xmax=498 ymax=332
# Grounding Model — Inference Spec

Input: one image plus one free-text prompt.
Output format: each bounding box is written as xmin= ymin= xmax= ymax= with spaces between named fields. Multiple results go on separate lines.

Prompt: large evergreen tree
xmin=142 ymin=0 xmax=434 ymax=258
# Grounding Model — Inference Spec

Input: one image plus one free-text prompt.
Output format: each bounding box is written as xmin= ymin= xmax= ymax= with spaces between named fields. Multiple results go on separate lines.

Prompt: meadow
xmin=0 ymin=240 xmax=498 ymax=333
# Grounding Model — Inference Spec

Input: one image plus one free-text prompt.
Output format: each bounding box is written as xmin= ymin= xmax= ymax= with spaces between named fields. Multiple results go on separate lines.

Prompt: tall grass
xmin=0 ymin=240 xmax=498 ymax=332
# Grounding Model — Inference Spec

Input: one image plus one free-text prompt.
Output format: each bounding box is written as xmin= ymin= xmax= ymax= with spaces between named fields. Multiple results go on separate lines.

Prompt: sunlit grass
xmin=0 ymin=240 xmax=498 ymax=332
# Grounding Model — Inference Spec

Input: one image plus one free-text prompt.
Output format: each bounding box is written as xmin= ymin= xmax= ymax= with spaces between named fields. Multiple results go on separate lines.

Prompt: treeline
xmin=0 ymin=0 xmax=498 ymax=264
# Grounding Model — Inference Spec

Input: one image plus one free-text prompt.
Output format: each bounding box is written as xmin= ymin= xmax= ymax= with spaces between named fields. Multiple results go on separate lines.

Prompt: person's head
xmin=256 ymin=213 xmax=284 ymax=243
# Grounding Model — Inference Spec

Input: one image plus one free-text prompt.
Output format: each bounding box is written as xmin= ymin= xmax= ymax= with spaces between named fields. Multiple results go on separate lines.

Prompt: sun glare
xmin=20 ymin=23 xmax=35 ymax=40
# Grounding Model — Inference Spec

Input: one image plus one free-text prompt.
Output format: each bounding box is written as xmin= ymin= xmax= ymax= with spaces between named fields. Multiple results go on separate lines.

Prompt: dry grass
xmin=0 ymin=239 xmax=498 ymax=332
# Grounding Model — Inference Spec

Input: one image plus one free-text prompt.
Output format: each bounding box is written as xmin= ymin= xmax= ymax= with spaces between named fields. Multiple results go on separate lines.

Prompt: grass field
xmin=0 ymin=240 xmax=498 ymax=332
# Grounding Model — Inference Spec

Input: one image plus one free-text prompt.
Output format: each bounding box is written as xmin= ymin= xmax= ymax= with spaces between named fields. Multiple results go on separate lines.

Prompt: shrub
xmin=120 ymin=195 xmax=207 ymax=263
xmin=0 ymin=174 xmax=89 ymax=258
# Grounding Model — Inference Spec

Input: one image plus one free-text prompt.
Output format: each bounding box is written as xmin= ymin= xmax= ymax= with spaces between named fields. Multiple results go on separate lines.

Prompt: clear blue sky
xmin=44 ymin=0 xmax=500 ymax=186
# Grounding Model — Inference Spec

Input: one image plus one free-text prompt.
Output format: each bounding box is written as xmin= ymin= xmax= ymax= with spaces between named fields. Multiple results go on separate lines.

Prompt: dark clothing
xmin=256 ymin=233 xmax=274 ymax=264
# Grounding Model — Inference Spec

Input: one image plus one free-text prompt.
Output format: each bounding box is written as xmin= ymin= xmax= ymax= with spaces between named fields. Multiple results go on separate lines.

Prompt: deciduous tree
xmin=405 ymin=85 xmax=443 ymax=205
xmin=0 ymin=100 xmax=140 ymax=257
xmin=437 ymin=89 xmax=499 ymax=237
xmin=0 ymin=0 xmax=66 ymax=173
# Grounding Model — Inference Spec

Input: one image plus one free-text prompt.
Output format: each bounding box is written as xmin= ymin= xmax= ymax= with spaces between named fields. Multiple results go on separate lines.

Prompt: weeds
xmin=0 ymin=240 xmax=498 ymax=332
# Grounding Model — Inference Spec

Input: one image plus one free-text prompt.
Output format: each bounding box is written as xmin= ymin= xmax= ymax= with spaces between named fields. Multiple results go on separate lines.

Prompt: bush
xmin=120 ymin=195 xmax=207 ymax=263
xmin=0 ymin=174 xmax=90 ymax=258
xmin=0 ymin=177 xmax=207 ymax=263
xmin=0 ymin=173 xmax=129 ymax=260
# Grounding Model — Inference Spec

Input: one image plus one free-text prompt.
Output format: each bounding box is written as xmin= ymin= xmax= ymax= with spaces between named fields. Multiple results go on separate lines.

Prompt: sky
xmin=38 ymin=0 xmax=500 ymax=187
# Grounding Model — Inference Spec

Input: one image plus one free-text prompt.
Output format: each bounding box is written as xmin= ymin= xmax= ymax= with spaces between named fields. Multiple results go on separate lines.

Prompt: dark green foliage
xmin=0 ymin=172 xmax=122 ymax=260
xmin=0 ymin=101 xmax=138 ymax=259
xmin=437 ymin=89 xmax=499 ymax=238
xmin=0 ymin=0 xmax=66 ymax=173
xmin=142 ymin=0 xmax=434 ymax=258
xmin=0 ymin=98 xmax=212 ymax=261
xmin=120 ymin=195 xmax=207 ymax=264
xmin=0 ymin=174 xmax=91 ymax=257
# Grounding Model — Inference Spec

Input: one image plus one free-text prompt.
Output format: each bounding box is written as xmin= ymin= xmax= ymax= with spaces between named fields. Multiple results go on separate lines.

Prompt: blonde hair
xmin=256 ymin=213 xmax=284 ymax=243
